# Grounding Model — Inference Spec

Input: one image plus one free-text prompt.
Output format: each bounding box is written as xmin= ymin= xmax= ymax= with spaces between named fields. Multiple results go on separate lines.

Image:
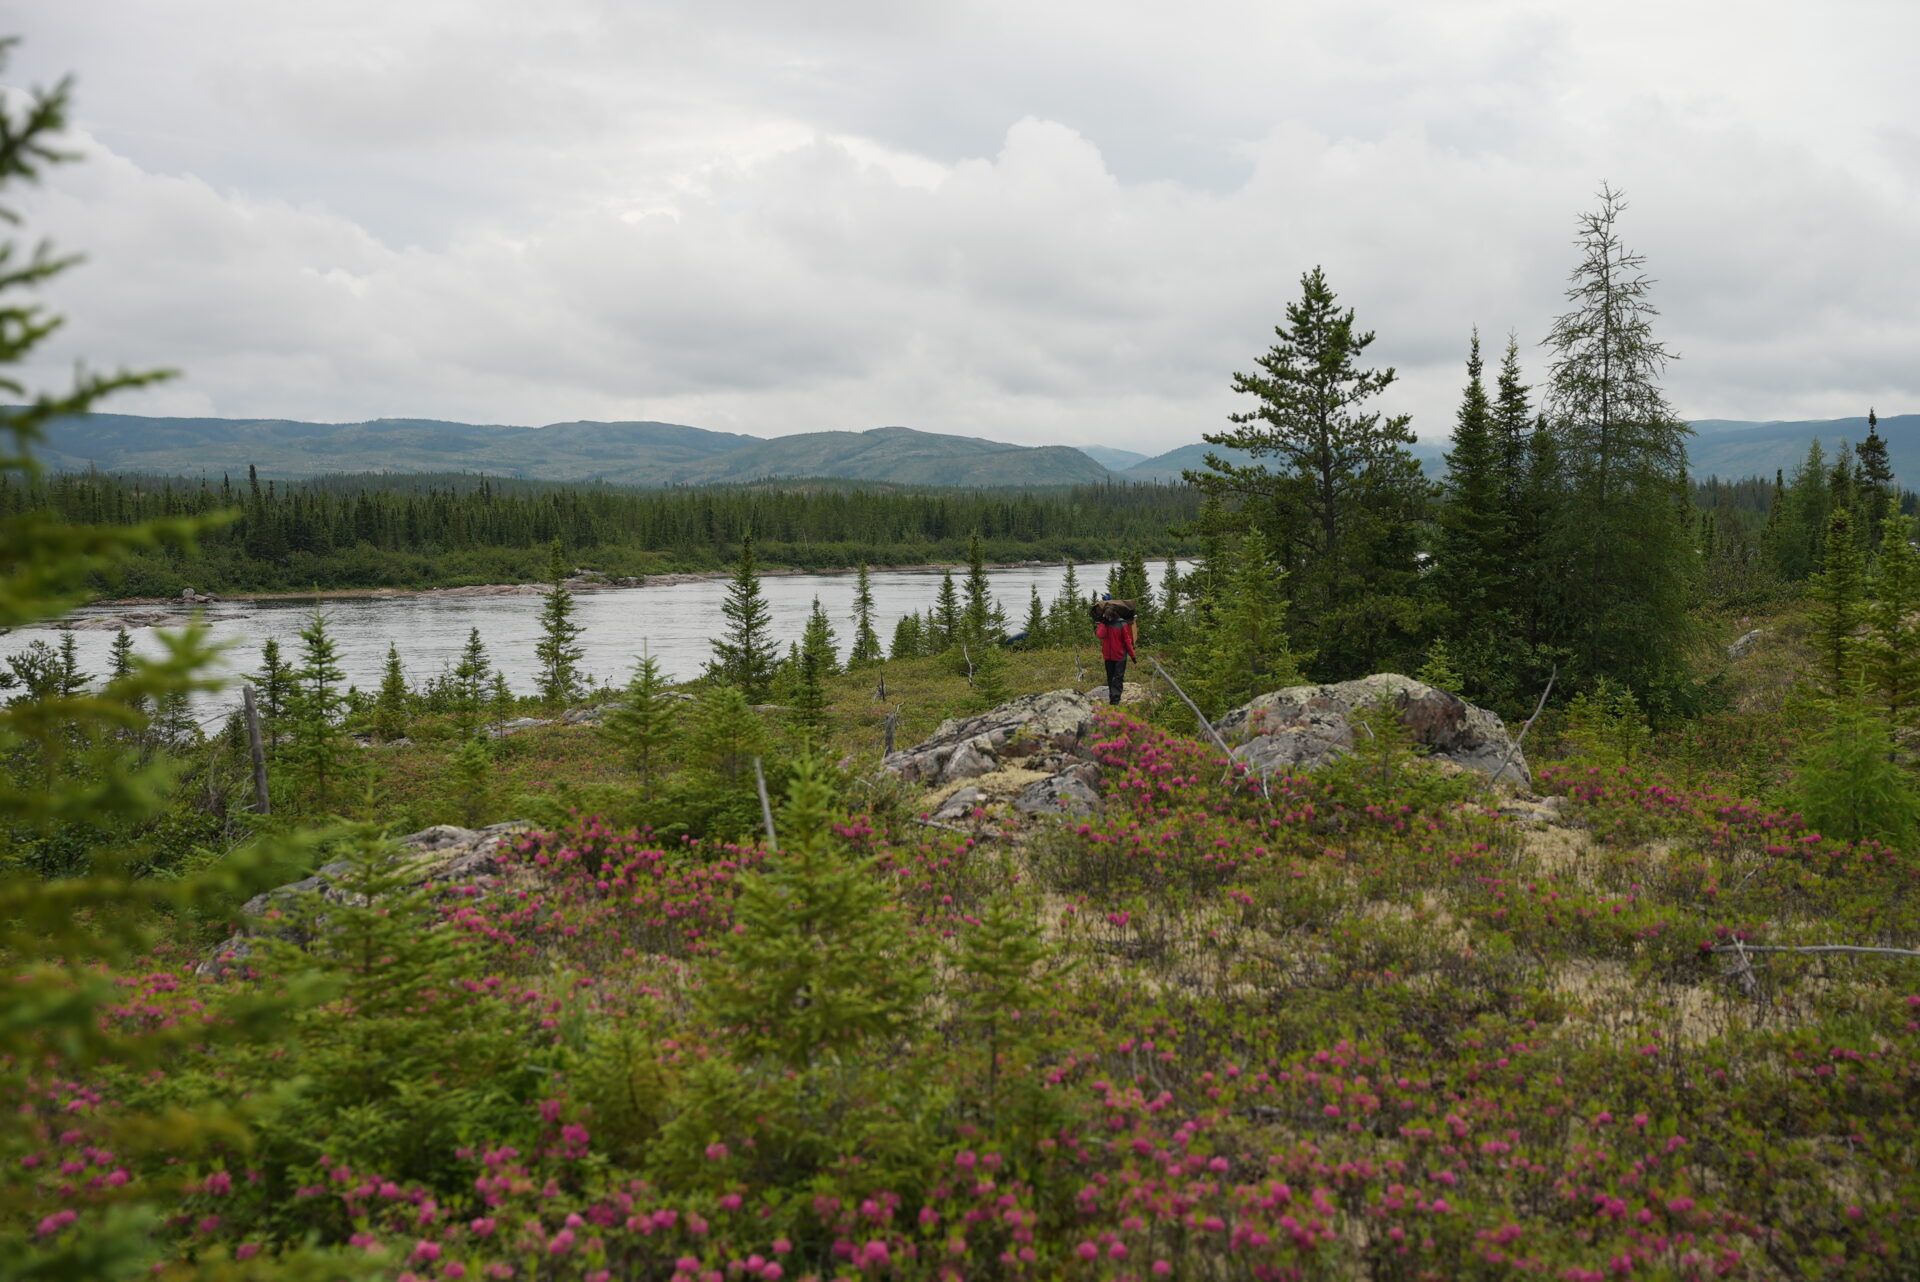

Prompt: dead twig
xmin=1492 ymin=664 xmax=1557 ymax=786
xmin=1708 ymin=943 xmax=1920 ymax=959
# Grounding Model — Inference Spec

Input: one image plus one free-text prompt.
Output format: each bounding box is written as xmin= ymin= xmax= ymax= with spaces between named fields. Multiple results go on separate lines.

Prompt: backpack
xmin=1089 ymin=599 xmax=1137 ymax=625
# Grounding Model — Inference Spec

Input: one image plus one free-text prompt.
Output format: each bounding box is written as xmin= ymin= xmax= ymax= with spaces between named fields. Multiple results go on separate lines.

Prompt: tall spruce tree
xmin=710 ymin=532 xmax=778 ymax=700
xmin=285 ymin=609 xmax=357 ymax=815
xmin=1047 ymin=559 xmax=1085 ymax=645
xmin=1197 ymin=529 xmax=1303 ymax=717
xmin=0 ymin=50 xmax=346 ymax=1274
xmin=601 ymin=648 xmax=678 ymax=788
xmin=1189 ymin=266 xmax=1432 ymax=676
xmin=1774 ymin=441 xmax=1830 ymax=581
xmin=1857 ymin=408 xmax=1894 ymax=554
xmin=890 ymin=611 xmax=925 ymax=661
xmin=1433 ymin=331 xmax=1517 ymax=697
xmin=1867 ymin=512 xmax=1920 ymax=732
xmin=1540 ymin=186 xmax=1695 ymax=698
xmin=932 ymin=570 xmax=962 ymax=653
xmin=451 ymin=627 xmax=493 ymax=738
xmin=789 ymin=597 xmax=837 ymax=745
xmin=1807 ymin=507 xmax=1868 ymax=697
xmin=254 ymin=637 xmax=293 ymax=752
xmin=371 ymin=642 xmax=411 ymax=742
xmin=535 ymin=539 xmax=585 ymax=710
xmin=962 ymin=532 xmax=997 ymax=643
xmin=847 ymin=563 xmax=884 ymax=669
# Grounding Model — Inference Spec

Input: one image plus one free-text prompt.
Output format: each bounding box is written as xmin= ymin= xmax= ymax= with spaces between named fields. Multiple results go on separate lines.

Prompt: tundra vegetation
xmin=8 ymin=38 xmax=1920 ymax=1282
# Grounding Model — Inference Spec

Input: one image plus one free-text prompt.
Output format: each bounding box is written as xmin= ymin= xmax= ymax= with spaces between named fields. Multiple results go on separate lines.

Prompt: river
xmin=9 ymin=561 xmax=1149 ymax=715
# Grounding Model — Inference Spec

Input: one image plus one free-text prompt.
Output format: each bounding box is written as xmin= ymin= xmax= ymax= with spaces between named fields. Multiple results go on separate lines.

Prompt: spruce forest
xmin=9 ymin=41 xmax=1920 ymax=1282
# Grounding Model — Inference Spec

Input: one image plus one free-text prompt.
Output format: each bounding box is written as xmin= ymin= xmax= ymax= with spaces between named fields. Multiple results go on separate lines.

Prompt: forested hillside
xmin=0 ymin=469 xmax=1204 ymax=594
xmin=33 ymin=413 xmax=1114 ymax=487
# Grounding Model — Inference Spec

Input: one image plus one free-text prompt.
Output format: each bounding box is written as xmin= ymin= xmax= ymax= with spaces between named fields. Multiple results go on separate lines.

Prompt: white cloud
xmin=6 ymin=0 xmax=1918 ymax=454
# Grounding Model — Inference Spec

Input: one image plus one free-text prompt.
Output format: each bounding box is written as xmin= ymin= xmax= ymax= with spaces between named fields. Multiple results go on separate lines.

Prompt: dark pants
xmin=1104 ymin=658 xmax=1127 ymax=705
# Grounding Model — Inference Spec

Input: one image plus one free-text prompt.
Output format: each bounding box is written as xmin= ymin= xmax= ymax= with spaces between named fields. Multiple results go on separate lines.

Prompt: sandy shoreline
xmin=89 ymin=559 xmax=1075 ymax=607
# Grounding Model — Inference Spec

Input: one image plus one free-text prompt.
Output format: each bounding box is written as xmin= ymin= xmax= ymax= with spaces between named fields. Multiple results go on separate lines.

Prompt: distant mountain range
xmin=28 ymin=410 xmax=1913 ymax=489
xmin=1685 ymin=415 xmax=1920 ymax=484
xmin=35 ymin=414 xmax=1114 ymax=488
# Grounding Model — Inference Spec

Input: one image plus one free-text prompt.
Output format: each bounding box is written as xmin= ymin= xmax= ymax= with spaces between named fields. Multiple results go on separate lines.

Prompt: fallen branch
xmin=1708 ymin=943 xmax=1920 ymax=959
xmin=1492 ymin=664 xmax=1557 ymax=785
xmin=910 ymin=816 xmax=1000 ymax=840
xmin=1149 ymin=656 xmax=1236 ymax=760
xmin=753 ymin=756 xmax=778 ymax=853
xmin=1150 ymin=656 xmax=1270 ymax=802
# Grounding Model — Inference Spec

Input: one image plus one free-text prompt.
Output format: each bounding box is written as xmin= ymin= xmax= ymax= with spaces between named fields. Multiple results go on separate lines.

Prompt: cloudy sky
xmin=7 ymin=1 xmax=1917 ymax=454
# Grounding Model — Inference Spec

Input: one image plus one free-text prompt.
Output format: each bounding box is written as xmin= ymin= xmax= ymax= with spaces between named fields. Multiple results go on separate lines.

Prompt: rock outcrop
xmin=196 ymin=820 xmax=531 ymax=978
xmin=882 ymin=687 xmax=1114 ymax=822
xmin=1213 ymin=673 xmax=1527 ymax=785
xmin=58 ymin=610 xmax=193 ymax=631
xmin=881 ymin=688 xmax=1103 ymax=788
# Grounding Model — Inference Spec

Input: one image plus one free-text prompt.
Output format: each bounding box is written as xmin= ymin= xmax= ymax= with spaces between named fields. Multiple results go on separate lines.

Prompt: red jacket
xmin=1096 ymin=621 xmax=1137 ymax=661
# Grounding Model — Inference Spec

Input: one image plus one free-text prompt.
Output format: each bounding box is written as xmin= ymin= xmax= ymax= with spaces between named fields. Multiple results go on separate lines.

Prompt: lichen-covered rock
xmin=1013 ymin=768 xmax=1102 ymax=817
xmin=881 ymin=688 xmax=1100 ymax=787
xmin=931 ymin=786 xmax=985 ymax=822
xmin=1214 ymin=673 xmax=1527 ymax=785
xmin=197 ymin=820 xmax=532 ymax=978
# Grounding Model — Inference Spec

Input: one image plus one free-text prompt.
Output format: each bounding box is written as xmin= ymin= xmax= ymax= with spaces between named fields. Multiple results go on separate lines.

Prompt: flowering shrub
xmin=10 ymin=711 xmax=1920 ymax=1279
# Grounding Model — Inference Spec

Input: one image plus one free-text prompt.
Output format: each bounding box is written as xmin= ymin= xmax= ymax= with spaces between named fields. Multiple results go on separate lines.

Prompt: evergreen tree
xmin=254 ymin=636 xmax=293 ymax=753
xmin=932 ymin=570 xmax=962 ymax=652
xmin=451 ymin=627 xmax=493 ymax=737
xmin=107 ymin=627 xmax=136 ymax=684
xmin=489 ymin=669 xmax=515 ymax=720
xmin=890 ymin=611 xmax=925 ymax=661
xmin=443 ymin=735 xmax=493 ymax=826
xmin=1774 ymin=440 xmax=1830 ymax=581
xmin=1792 ymin=694 xmax=1920 ymax=847
xmin=0 ymin=56 xmax=329 ymax=1270
xmin=1188 ymin=266 xmax=1432 ymax=676
xmin=1540 ymin=186 xmax=1695 ymax=697
xmin=371 ymin=642 xmax=411 ymax=742
xmin=1105 ymin=550 xmax=1154 ymax=636
xmin=789 ymin=598 xmax=837 ymax=745
xmin=1022 ymin=585 xmax=1046 ymax=642
xmin=1807 ymin=507 xmax=1868 ymax=697
xmin=285 ymin=609 xmax=357 ymax=814
xmin=601 ymin=648 xmax=678 ymax=788
xmin=700 ymin=755 xmax=930 ymax=1070
xmin=54 ymin=632 xmax=84 ymax=696
xmin=1433 ymin=331 xmax=1517 ymax=690
xmin=106 ymin=627 xmax=144 ymax=722
xmin=679 ymin=684 xmax=771 ymax=835
xmin=1866 ymin=512 xmax=1920 ymax=731
xmin=1492 ymin=334 xmax=1533 ymax=512
xmin=962 ymin=532 xmax=997 ymax=642
xmin=1197 ymin=529 xmax=1303 ymax=717
xmin=847 ymin=562 xmax=884 ymax=669
xmin=534 ymin=538 xmax=585 ymax=710
xmin=710 ymin=533 xmax=778 ymax=700
xmin=1857 ymin=408 xmax=1894 ymax=553
xmin=1047 ymin=558 xmax=1085 ymax=645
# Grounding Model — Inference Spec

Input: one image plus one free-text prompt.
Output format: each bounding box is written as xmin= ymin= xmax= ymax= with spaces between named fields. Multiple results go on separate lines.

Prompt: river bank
xmin=89 ymin=559 xmax=1078 ymax=607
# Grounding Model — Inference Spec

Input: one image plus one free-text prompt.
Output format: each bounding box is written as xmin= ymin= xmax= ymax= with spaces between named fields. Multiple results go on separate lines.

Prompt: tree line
xmin=0 ymin=466 xmax=1204 ymax=594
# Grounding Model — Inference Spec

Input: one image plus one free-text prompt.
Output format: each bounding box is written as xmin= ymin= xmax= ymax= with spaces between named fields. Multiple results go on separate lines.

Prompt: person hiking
xmin=1093 ymin=593 xmax=1137 ymax=706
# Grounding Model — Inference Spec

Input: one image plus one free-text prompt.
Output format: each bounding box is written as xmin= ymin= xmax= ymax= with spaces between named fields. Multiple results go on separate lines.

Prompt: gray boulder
xmin=1213 ymin=673 xmax=1527 ymax=785
xmin=1013 ymin=765 xmax=1103 ymax=817
xmin=881 ymin=687 xmax=1101 ymax=788
xmin=1727 ymin=628 xmax=1765 ymax=660
xmin=197 ymin=820 xmax=531 ymax=978
xmin=931 ymin=787 xmax=985 ymax=822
